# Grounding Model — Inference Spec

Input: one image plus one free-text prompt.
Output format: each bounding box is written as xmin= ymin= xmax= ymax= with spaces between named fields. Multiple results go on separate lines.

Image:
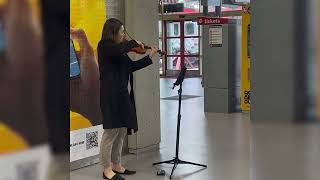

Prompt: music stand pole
xmin=152 ymin=65 xmax=207 ymax=179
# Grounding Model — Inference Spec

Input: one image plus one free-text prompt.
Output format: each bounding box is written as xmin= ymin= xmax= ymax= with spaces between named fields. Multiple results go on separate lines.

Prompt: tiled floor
xmin=70 ymin=78 xmax=319 ymax=180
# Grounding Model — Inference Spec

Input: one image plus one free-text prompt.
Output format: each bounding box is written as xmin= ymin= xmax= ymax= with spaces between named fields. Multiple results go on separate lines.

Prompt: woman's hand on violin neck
xmin=149 ymin=47 xmax=158 ymax=59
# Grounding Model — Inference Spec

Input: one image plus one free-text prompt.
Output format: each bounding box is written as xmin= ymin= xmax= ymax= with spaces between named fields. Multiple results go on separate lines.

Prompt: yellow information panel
xmin=70 ymin=0 xmax=106 ymax=52
xmin=317 ymin=4 xmax=320 ymax=120
xmin=241 ymin=6 xmax=251 ymax=111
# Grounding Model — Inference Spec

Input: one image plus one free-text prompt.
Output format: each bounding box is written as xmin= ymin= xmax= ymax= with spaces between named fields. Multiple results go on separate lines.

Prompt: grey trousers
xmin=100 ymin=127 xmax=127 ymax=168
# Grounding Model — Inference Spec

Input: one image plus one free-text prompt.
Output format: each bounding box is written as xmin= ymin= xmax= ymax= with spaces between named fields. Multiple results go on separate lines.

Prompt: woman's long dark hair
xmin=101 ymin=18 xmax=123 ymax=42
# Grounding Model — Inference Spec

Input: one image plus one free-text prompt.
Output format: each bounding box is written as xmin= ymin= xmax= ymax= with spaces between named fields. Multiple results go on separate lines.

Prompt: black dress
xmin=98 ymin=39 xmax=153 ymax=135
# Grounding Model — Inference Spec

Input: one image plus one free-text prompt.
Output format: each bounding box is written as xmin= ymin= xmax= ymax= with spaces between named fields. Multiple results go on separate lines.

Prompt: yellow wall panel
xmin=241 ymin=10 xmax=251 ymax=111
xmin=70 ymin=0 xmax=106 ymax=131
xmin=0 ymin=123 xmax=28 ymax=154
xmin=317 ymin=2 xmax=320 ymax=120
xmin=70 ymin=0 xmax=106 ymax=52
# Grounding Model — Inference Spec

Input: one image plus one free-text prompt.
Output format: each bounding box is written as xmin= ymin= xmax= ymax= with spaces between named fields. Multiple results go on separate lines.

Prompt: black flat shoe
xmin=103 ymin=172 xmax=125 ymax=180
xmin=113 ymin=169 xmax=136 ymax=175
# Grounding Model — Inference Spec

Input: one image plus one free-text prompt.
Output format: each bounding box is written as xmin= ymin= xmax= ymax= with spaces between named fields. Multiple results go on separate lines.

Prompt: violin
xmin=123 ymin=31 xmax=166 ymax=56
xmin=130 ymin=43 xmax=166 ymax=56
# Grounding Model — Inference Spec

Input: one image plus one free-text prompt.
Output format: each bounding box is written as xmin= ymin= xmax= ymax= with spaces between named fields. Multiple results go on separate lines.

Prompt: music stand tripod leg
xmin=179 ymin=160 xmax=207 ymax=168
xmin=153 ymin=65 xmax=206 ymax=179
xmin=169 ymin=162 xmax=178 ymax=179
xmin=152 ymin=159 xmax=174 ymax=166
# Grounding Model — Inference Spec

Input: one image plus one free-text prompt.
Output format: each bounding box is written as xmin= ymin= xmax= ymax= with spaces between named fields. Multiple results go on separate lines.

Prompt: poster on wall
xmin=209 ymin=25 xmax=223 ymax=47
xmin=70 ymin=112 xmax=104 ymax=162
xmin=70 ymin=0 xmax=106 ymax=53
xmin=70 ymin=124 xmax=104 ymax=162
xmin=70 ymin=0 xmax=106 ymax=163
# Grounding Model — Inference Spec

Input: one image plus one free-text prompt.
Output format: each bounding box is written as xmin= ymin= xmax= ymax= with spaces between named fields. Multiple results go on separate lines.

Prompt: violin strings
xmin=124 ymin=29 xmax=135 ymax=41
xmin=124 ymin=29 xmax=164 ymax=56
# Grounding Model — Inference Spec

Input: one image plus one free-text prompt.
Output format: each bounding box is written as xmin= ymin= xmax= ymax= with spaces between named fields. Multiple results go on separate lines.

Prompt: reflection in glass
xmin=167 ymin=56 xmax=199 ymax=70
xmin=184 ymin=38 xmax=199 ymax=55
xmin=184 ymin=57 xmax=199 ymax=70
xmin=167 ymin=22 xmax=180 ymax=37
xmin=167 ymin=38 xmax=181 ymax=55
xmin=177 ymin=0 xmax=200 ymax=13
xmin=159 ymin=38 xmax=163 ymax=50
xmin=167 ymin=56 xmax=180 ymax=70
xmin=159 ymin=58 xmax=163 ymax=75
xmin=159 ymin=20 xmax=162 ymax=37
xmin=184 ymin=21 xmax=198 ymax=36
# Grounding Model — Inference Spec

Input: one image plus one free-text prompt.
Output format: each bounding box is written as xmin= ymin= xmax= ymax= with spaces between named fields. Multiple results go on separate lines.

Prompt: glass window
xmin=167 ymin=56 xmax=181 ymax=70
xmin=159 ymin=20 xmax=162 ymax=38
xmin=162 ymin=0 xmax=200 ymax=14
xmin=185 ymin=57 xmax=199 ymax=70
xmin=184 ymin=21 xmax=198 ymax=36
xmin=167 ymin=56 xmax=199 ymax=70
xmin=167 ymin=22 xmax=180 ymax=37
xmin=234 ymin=0 xmax=250 ymax=3
xmin=167 ymin=38 xmax=181 ymax=55
xmin=184 ymin=38 xmax=199 ymax=55
xmin=159 ymin=38 xmax=163 ymax=50
xmin=159 ymin=57 xmax=163 ymax=75
xmin=207 ymin=0 xmax=242 ymax=12
xmin=177 ymin=0 xmax=200 ymax=13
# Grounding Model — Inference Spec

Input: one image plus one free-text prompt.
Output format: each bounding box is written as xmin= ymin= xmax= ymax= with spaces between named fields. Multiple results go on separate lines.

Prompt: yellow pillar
xmin=241 ymin=5 xmax=251 ymax=111
xmin=317 ymin=2 xmax=320 ymax=120
xmin=70 ymin=0 xmax=106 ymax=53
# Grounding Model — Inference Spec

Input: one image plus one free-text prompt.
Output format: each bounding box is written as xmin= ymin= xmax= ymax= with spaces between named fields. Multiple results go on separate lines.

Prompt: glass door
xmin=163 ymin=19 xmax=200 ymax=77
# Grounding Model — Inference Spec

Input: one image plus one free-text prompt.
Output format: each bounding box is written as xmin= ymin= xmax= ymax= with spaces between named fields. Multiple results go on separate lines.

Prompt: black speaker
xmin=163 ymin=3 xmax=184 ymax=13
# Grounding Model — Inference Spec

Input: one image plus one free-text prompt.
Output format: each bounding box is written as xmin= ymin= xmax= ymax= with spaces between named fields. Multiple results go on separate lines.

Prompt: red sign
xmin=197 ymin=17 xmax=229 ymax=25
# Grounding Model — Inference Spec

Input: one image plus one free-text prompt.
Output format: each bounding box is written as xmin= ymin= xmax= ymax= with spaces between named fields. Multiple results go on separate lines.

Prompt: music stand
xmin=152 ymin=65 xmax=207 ymax=179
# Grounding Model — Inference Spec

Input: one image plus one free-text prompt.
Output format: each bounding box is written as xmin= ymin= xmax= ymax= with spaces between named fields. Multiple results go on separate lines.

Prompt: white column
xmin=106 ymin=0 xmax=125 ymax=22
xmin=125 ymin=0 xmax=161 ymax=153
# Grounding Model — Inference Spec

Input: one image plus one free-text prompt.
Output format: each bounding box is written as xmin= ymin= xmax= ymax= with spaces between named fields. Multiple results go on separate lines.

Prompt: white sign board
xmin=0 ymin=145 xmax=51 ymax=180
xmin=70 ymin=125 xmax=104 ymax=162
xmin=209 ymin=26 xmax=223 ymax=47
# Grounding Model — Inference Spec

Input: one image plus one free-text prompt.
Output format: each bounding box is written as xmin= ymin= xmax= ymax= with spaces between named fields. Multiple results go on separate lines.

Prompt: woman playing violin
xmin=97 ymin=18 xmax=158 ymax=180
